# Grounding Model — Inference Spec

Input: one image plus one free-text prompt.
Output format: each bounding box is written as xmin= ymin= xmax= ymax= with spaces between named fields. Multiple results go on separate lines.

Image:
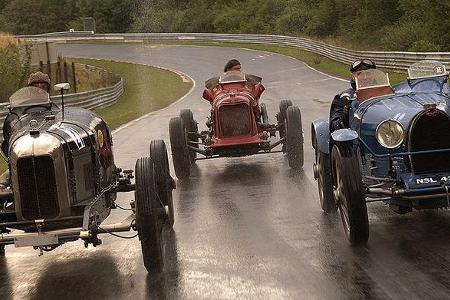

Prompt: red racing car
xmin=169 ymin=71 xmax=303 ymax=179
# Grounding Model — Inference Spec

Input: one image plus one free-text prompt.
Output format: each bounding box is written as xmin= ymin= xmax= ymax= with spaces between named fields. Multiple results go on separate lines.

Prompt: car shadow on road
xmin=30 ymin=253 xmax=124 ymax=300
xmin=145 ymin=228 xmax=181 ymax=299
xmin=0 ymin=258 xmax=13 ymax=300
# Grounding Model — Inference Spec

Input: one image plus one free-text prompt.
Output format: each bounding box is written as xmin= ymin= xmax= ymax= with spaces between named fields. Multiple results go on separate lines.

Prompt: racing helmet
xmin=27 ymin=72 xmax=51 ymax=91
xmin=224 ymin=59 xmax=241 ymax=72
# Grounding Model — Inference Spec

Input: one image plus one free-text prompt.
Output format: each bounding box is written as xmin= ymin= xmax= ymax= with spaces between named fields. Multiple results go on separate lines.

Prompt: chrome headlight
xmin=376 ymin=120 xmax=404 ymax=148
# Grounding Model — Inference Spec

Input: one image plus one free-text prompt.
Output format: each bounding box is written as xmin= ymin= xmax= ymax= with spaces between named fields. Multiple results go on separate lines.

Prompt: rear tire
xmin=331 ymin=143 xmax=369 ymax=245
xmin=285 ymin=106 xmax=304 ymax=169
xmin=169 ymin=116 xmax=191 ymax=179
xmin=150 ymin=140 xmax=175 ymax=227
xmin=180 ymin=109 xmax=198 ymax=162
xmin=135 ymin=157 xmax=163 ymax=273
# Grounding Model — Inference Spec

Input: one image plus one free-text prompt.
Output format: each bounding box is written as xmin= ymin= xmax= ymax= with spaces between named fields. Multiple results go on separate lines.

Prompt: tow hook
xmin=35 ymin=219 xmax=45 ymax=256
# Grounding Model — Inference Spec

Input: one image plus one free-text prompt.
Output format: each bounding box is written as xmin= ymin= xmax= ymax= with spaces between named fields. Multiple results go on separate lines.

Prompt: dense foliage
xmin=0 ymin=0 xmax=448 ymax=51
xmin=131 ymin=0 xmax=450 ymax=51
xmin=0 ymin=34 xmax=30 ymax=102
xmin=0 ymin=0 xmax=134 ymax=34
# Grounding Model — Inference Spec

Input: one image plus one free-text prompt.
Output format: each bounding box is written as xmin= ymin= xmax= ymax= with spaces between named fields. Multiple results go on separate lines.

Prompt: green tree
xmin=1 ymin=0 xmax=79 ymax=34
xmin=75 ymin=0 xmax=135 ymax=33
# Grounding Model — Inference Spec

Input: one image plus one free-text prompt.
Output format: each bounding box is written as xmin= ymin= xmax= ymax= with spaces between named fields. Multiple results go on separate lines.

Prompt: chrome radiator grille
xmin=17 ymin=156 xmax=59 ymax=220
xmin=409 ymin=111 xmax=450 ymax=173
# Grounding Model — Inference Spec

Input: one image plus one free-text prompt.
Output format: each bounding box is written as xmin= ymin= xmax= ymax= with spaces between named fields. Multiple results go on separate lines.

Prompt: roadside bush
xmin=0 ymin=34 xmax=30 ymax=102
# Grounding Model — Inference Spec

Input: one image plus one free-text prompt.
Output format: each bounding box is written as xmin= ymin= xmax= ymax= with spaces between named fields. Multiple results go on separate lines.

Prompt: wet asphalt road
xmin=2 ymin=44 xmax=450 ymax=299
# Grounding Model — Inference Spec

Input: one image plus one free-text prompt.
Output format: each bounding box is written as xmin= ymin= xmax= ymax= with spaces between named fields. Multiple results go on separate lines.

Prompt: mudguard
xmin=311 ymin=118 xmax=330 ymax=154
xmin=331 ymin=128 xmax=359 ymax=142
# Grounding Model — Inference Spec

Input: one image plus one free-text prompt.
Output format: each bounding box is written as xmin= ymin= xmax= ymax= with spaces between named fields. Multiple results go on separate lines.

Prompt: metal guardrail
xmin=0 ymin=77 xmax=123 ymax=137
xmin=21 ymin=32 xmax=450 ymax=72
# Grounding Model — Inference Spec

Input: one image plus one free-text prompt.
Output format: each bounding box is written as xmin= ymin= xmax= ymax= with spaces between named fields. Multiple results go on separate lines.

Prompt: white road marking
xmin=296 ymin=78 xmax=333 ymax=85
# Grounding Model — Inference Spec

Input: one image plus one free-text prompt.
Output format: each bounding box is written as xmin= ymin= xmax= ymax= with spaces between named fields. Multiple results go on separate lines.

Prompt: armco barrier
xmin=20 ymin=32 xmax=450 ymax=72
xmin=0 ymin=77 xmax=123 ymax=138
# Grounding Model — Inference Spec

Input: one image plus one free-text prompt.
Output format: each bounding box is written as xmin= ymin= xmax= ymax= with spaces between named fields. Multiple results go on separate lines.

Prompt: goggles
xmin=351 ymin=59 xmax=376 ymax=73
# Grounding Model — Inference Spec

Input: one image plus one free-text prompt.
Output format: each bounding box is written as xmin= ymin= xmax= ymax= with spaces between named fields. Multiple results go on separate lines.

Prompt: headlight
xmin=376 ymin=120 xmax=404 ymax=148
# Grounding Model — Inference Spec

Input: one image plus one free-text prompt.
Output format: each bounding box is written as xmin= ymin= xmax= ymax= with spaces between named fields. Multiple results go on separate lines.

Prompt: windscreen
xmin=355 ymin=69 xmax=391 ymax=90
xmin=9 ymin=86 xmax=51 ymax=108
xmin=219 ymin=71 xmax=246 ymax=84
xmin=408 ymin=61 xmax=447 ymax=80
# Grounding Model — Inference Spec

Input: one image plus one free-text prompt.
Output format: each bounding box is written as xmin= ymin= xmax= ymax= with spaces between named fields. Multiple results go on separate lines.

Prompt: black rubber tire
xmin=278 ymin=100 xmax=292 ymax=152
xmin=150 ymin=139 xmax=174 ymax=227
xmin=260 ymin=103 xmax=269 ymax=124
xmin=135 ymin=157 xmax=164 ymax=273
xmin=279 ymin=99 xmax=293 ymax=124
xmin=180 ymin=109 xmax=198 ymax=163
xmin=169 ymin=116 xmax=191 ymax=179
xmin=331 ymin=143 xmax=369 ymax=246
xmin=285 ymin=106 xmax=304 ymax=169
xmin=315 ymin=146 xmax=336 ymax=213
xmin=0 ymin=245 xmax=5 ymax=257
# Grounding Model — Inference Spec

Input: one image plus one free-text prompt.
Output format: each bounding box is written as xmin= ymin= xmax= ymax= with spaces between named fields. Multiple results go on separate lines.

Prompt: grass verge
xmin=71 ymin=58 xmax=192 ymax=129
xmin=0 ymin=59 xmax=192 ymax=171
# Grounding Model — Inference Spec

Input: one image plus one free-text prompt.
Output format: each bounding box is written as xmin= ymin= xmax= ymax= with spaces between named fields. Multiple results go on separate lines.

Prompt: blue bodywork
xmin=312 ymin=76 xmax=450 ymax=210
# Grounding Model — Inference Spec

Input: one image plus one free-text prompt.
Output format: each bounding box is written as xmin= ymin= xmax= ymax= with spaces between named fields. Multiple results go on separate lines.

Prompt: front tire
xmin=169 ymin=116 xmax=191 ymax=179
xmin=135 ymin=157 xmax=164 ymax=273
xmin=315 ymin=146 xmax=336 ymax=213
xmin=331 ymin=143 xmax=369 ymax=245
xmin=278 ymin=100 xmax=292 ymax=151
xmin=150 ymin=140 xmax=175 ymax=227
xmin=285 ymin=106 xmax=304 ymax=169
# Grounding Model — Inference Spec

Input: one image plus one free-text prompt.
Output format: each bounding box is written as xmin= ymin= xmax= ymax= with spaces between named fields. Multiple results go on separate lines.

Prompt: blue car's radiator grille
xmin=219 ymin=104 xmax=251 ymax=137
xmin=17 ymin=156 xmax=59 ymax=220
xmin=409 ymin=111 xmax=450 ymax=174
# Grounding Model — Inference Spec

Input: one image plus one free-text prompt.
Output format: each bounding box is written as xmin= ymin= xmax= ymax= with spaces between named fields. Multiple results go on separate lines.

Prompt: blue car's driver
xmin=329 ymin=59 xmax=377 ymax=132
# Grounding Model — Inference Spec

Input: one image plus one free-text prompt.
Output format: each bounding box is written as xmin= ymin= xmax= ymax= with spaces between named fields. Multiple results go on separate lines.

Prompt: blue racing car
xmin=311 ymin=61 xmax=450 ymax=245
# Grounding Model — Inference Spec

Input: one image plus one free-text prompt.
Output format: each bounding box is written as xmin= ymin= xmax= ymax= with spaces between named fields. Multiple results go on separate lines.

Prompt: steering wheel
xmin=22 ymin=105 xmax=52 ymax=114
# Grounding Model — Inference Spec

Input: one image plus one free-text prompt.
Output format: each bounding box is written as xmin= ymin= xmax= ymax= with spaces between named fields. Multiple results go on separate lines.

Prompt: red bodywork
xmin=203 ymin=80 xmax=265 ymax=149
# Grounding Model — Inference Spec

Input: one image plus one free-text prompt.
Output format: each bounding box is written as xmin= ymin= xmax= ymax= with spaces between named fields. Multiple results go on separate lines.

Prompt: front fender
xmin=311 ymin=118 xmax=330 ymax=154
xmin=331 ymin=128 xmax=359 ymax=142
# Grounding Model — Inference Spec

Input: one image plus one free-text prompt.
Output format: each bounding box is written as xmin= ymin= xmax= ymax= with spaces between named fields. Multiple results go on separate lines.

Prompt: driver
xmin=329 ymin=59 xmax=376 ymax=132
xmin=0 ymin=72 xmax=52 ymax=190
xmin=205 ymin=59 xmax=262 ymax=89
xmin=27 ymin=71 xmax=51 ymax=93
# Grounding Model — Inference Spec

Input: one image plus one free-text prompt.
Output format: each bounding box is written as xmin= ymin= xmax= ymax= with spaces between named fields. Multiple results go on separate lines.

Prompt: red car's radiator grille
xmin=17 ymin=156 xmax=59 ymax=220
xmin=219 ymin=104 xmax=251 ymax=137
xmin=409 ymin=111 xmax=450 ymax=173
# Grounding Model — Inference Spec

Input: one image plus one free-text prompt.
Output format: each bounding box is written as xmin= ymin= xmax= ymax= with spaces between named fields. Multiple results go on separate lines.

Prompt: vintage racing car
xmin=0 ymin=83 xmax=175 ymax=273
xmin=311 ymin=61 xmax=450 ymax=245
xmin=169 ymin=71 xmax=304 ymax=179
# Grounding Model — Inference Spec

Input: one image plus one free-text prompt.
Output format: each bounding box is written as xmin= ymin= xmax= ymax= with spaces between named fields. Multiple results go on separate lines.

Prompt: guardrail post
xmin=72 ymin=62 xmax=77 ymax=93
xmin=63 ymin=59 xmax=68 ymax=83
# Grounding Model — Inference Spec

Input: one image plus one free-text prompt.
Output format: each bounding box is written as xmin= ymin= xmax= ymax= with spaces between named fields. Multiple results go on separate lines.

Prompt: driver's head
xmin=224 ymin=59 xmax=242 ymax=72
xmin=28 ymin=72 xmax=51 ymax=93
xmin=350 ymin=59 xmax=376 ymax=73
xmin=350 ymin=59 xmax=376 ymax=89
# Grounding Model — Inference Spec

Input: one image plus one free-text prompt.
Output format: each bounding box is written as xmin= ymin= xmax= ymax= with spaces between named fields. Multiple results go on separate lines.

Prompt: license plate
xmin=415 ymin=175 xmax=450 ymax=185
xmin=14 ymin=233 xmax=58 ymax=248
